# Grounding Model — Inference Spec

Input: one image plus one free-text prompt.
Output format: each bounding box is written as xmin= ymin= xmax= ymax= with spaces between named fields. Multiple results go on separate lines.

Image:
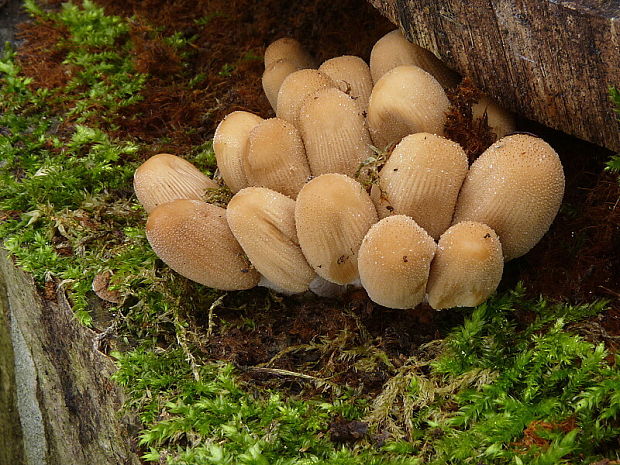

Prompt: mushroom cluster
xmin=134 ymin=30 xmax=565 ymax=310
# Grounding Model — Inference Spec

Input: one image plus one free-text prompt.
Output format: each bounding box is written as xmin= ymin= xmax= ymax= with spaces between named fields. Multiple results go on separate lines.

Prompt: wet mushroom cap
xmin=370 ymin=132 xmax=468 ymax=239
xmin=472 ymin=96 xmax=516 ymax=139
xmin=146 ymin=199 xmax=259 ymax=290
xmin=264 ymin=37 xmax=315 ymax=69
xmin=358 ymin=215 xmax=436 ymax=309
xmin=369 ymin=29 xmax=459 ymax=88
xmin=213 ymin=111 xmax=264 ymax=193
xmin=276 ymin=69 xmax=336 ymax=125
xmin=318 ymin=55 xmax=373 ymax=112
xmin=298 ymin=87 xmax=374 ymax=178
xmin=134 ymin=153 xmax=218 ymax=213
xmin=262 ymin=59 xmax=304 ymax=111
xmin=226 ymin=187 xmax=316 ymax=294
xmin=367 ymin=65 xmax=450 ymax=149
xmin=453 ymin=134 xmax=565 ymax=261
xmin=295 ymin=173 xmax=378 ymax=285
xmin=426 ymin=221 xmax=503 ymax=309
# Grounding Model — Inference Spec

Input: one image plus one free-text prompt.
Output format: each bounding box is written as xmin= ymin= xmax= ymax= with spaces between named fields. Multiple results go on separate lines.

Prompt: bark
xmin=368 ymin=0 xmax=620 ymax=152
xmin=0 ymin=249 xmax=140 ymax=465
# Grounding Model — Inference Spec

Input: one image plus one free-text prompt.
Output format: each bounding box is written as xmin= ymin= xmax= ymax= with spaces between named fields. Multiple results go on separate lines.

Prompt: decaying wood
xmin=368 ymin=0 xmax=620 ymax=151
xmin=0 ymin=250 xmax=140 ymax=465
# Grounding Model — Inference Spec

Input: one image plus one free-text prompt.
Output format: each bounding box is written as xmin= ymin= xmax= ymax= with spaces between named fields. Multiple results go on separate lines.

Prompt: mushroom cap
xmin=426 ymin=221 xmax=503 ymax=309
xmin=213 ymin=111 xmax=264 ymax=193
xmin=298 ymin=87 xmax=374 ymax=178
xmin=369 ymin=29 xmax=459 ymax=88
xmin=370 ymin=133 xmax=468 ymax=239
xmin=276 ymin=69 xmax=336 ymax=125
xmin=358 ymin=215 xmax=436 ymax=309
xmin=295 ymin=173 xmax=378 ymax=285
xmin=262 ymin=59 xmax=304 ymax=111
xmin=367 ymin=65 xmax=450 ymax=149
xmin=226 ymin=187 xmax=316 ymax=294
xmin=452 ymin=134 xmax=565 ymax=261
xmin=318 ymin=55 xmax=373 ymax=113
xmin=472 ymin=96 xmax=516 ymax=139
xmin=264 ymin=37 xmax=315 ymax=69
xmin=146 ymin=199 xmax=259 ymax=290
xmin=133 ymin=153 xmax=218 ymax=213
xmin=244 ymin=117 xmax=311 ymax=199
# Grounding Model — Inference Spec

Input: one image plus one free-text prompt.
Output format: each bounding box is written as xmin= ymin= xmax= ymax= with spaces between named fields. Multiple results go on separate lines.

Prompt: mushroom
xmin=369 ymin=29 xmax=459 ymax=88
xmin=213 ymin=111 xmax=264 ymax=193
xmin=226 ymin=187 xmax=316 ymax=294
xmin=358 ymin=215 xmax=436 ymax=309
xmin=472 ymin=96 xmax=516 ymax=139
xmin=276 ymin=69 xmax=336 ymax=125
xmin=298 ymin=87 xmax=374 ymax=178
xmin=133 ymin=153 xmax=218 ymax=213
xmin=264 ymin=37 xmax=315 ymax=69
xmin=452 ymin=134 xmax=565 ymax=261
xmin=146 ymin=199 xmax=259 ymax=290
xmin=318 ymin=55 xmax=373 ymax=112
xmin=426 ymin=221 xmax=503 ymax=309
xmin=367 ymin=65 xmax=450 ymax=149
xmin=262 ymin=59 xmax=305 ymax=111
xmin=244 ymin=117 xmax=311 ymax=198
xmin=370 ymin=133 xmax=468 ymax=239
xmin=295 ymin=173 xmax=378 ymax=285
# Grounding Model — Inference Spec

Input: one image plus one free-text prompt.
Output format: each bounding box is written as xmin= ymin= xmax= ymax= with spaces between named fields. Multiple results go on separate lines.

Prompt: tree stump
xmin=368 ymin=0 xmax=620 ymax=152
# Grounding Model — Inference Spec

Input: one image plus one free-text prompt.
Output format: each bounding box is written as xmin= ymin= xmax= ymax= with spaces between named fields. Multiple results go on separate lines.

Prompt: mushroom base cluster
xmin=134 ymin=31 xmax=565 ymax=310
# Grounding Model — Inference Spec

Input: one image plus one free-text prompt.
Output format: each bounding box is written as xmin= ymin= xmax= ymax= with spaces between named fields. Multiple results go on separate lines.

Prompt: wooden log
xmin=368 ymin=0 xmax=620 ymax=152
xmin=0 ymin=250 xmax=140 ymax=465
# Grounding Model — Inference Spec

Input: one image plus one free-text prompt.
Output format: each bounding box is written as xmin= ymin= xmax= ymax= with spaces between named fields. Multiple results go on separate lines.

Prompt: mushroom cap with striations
xmin=367 ymin=65 xmax=450 ymax=149
xmin=264 ymin=37 xmax=315 ymax=69
xmin=426 ymin=221 xmax=503 ymax=309
xmin=452 ymin=134 xmax=565 ymax=261
xmin=262 ymin=59 xmax=305 ymax=111
xmin=358 ymin=215 xmax=436 ymax=309
xmin=299 ymin=87 xmax=374 ymax=178
xmin=276 ymin=69 xmax=336 ymax=125
xmin=227 ymin=187 xmax=316 ymax=294
xmin=295 ymin=173 xmax=378 ymax=285
xmin=243 ymin=117 xmax=311 ymax=199
xmin=472 ymin=96 xmax=516 ymax=140
xmin=134 ymin=153 xmax=218 ymax=213
xmin=146 ymin=199 xmax=259 ymax=290
xmin=369 ymin=29 xmax=459 ymax=88
xmin=318 ymin=55 xmax=373 ymax=113
xmin=370 ymin=133 xmax=468 ymax=239
xmin=213 ymin=111 xmax=264 ymax=193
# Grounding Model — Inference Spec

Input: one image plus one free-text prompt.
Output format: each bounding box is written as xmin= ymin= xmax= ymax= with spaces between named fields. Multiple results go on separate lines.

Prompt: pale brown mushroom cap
xmin=426 ymin=221 xmax=503 ymax=310
xmin=369 ymin=29 xmax=459 ymax=88
xmin=227 ymin=187 xmax=316 ymax=294
xmin=472 ymin=96 xmax=516 ymax=139
xmin=367 ymin=65 xmax=450 ymax=149
xmin=264 ymin=37 xmax=315 ymax=69
xmin=213 ymin=111 xmax=264 ymax=193
xmin=146 ymin=199 xmax=259 ymax=290
xmin=358 ymin=215 xmax=436 ymax=309
xmin=262 ymin=59 xmax=304 ymax=111
xmin=299 ymin=87 xmax=374 ymax=178
xmin=453 ymin=134 xmax=565 ymax=261
xmin=318 ymin=55 xmax=373 ymax=113
xmin=276 ymin=69 xmax=336 ymax=125
xmin=133 ymin=153 xmax=218 ymax=213
xmin=370 ymin=133 xmax=468 ymax=239
xmin=244 ymin=117 xmax=311 ymax=199
xmin=295 ymin=173 xmax=378 ymax=285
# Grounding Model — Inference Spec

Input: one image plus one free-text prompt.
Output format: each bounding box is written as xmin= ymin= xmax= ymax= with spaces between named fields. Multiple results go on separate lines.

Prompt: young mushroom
xmin=367 ymin=65 xmax=450 ymax=149
xmin=426 ymin=221 xmax=503 ymax=309
xmin=452 ymin=134 xmax=565 ymax=261
xmin=264 ymin=37 xmax=315 ymax=69
xmin=295 ymin=173 xmax=378 ymax=285
xmin=276 ymin=69 xmax=336 ymax=125
xmin=226 ymin=187 xmax=316 ymax=294
xmin=473 ymin=96 xmax=516 ymax=139
xmin=263 ymin=59 xmax=305 ymax=111
xmin=146 ymin=199 xmax=259 ymax=290
xmin=318 ymin=55 xmax=373 ymax=113
xmin=133 ymin=153 xmax=218 ymax=213
xmin=370 ymin=133 xmax=468 ymax=239
xmin=358 ymin=215 xmax=436 ymax=309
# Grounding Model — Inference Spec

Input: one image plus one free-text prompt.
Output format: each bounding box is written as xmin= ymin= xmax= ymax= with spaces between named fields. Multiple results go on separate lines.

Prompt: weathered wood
xmin=368 ymin=0 xmax=620 ymax=151
xmin=0 ymin=249 xmax=140 ymax=465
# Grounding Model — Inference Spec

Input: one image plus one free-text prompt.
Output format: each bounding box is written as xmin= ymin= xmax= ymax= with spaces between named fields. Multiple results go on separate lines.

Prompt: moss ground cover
xmin=1 ymin=1 xmax=619 ymax=464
